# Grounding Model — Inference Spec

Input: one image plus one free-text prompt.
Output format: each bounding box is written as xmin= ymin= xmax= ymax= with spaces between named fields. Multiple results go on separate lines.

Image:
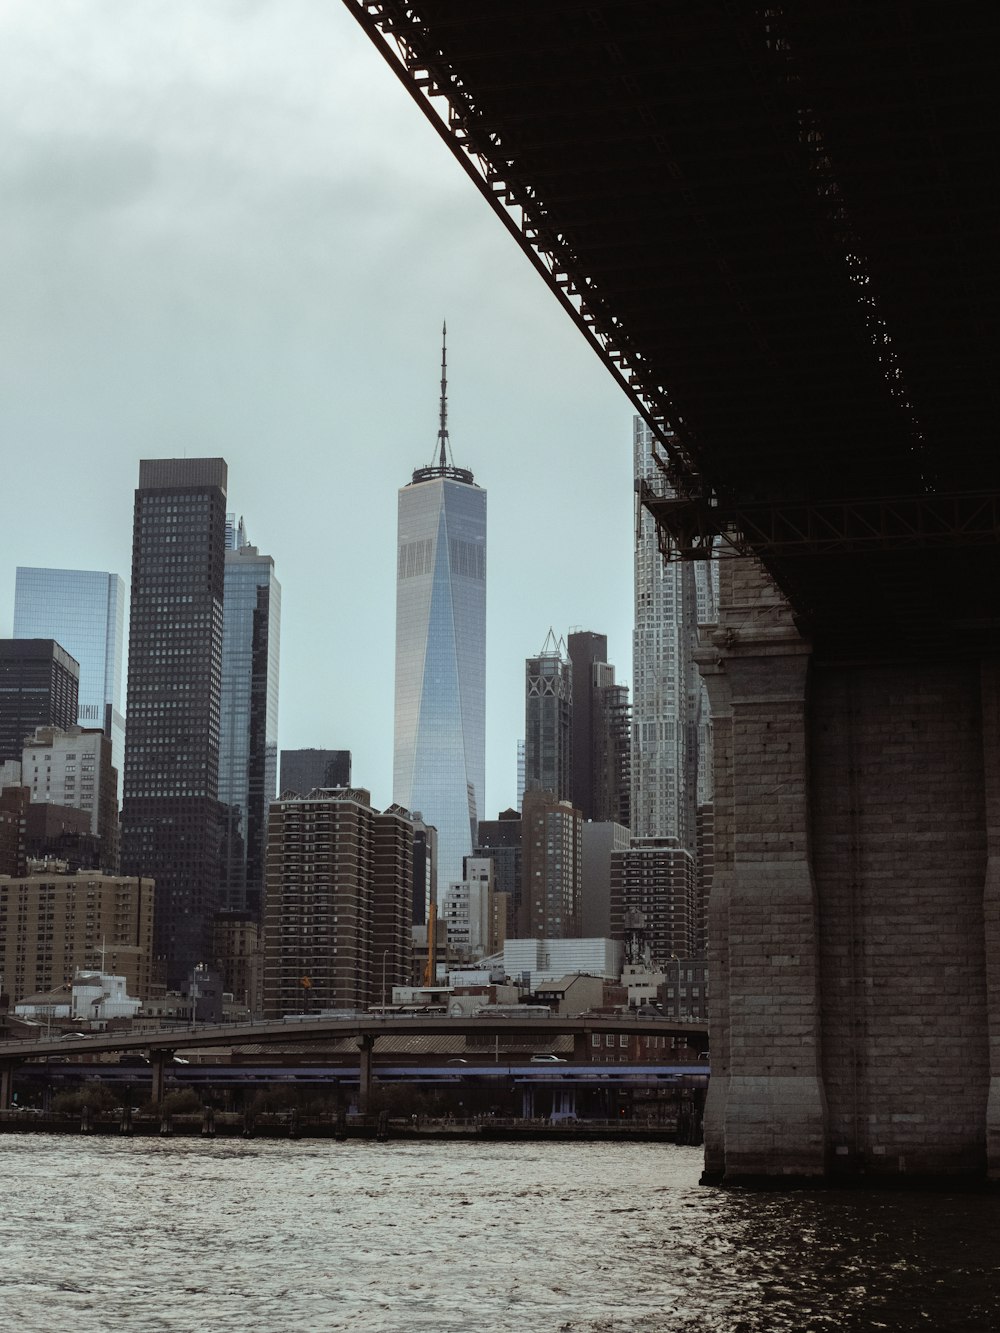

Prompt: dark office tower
xmin=567 ymin=631 xmax=606 ymax=817
xmin=121 ymin=457 xmax=228 ymax=986
xmin=474 ymin=808 xmax=522 ymax=938
xmin=279 ymin=749 xmax=352 ymax=796
xmin=0 ymin=640 xmax=80 ymax=764
xmin=219 ymin=537 xmax=281 ymax=917
xmin=524 ymin=630 xmax=572 ymax=802
xmin=566 ymin=630 xmax=631 ymax=827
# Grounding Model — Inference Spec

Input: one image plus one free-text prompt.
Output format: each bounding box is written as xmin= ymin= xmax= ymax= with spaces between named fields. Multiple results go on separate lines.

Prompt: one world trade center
xmin=393 ymin=326 xmax=486 ymax=891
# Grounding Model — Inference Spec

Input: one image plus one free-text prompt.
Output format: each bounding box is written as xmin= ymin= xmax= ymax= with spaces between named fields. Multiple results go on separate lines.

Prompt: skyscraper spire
xmin=410 ymin=321 xmax=475 ymax=486
xmin=437 ymin=320 xmax=449 ymax=469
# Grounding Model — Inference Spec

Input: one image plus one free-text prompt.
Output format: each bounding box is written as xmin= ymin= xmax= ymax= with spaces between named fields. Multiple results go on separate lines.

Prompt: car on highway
xmin=529 ymin=1053 xmax=566 ymax=1063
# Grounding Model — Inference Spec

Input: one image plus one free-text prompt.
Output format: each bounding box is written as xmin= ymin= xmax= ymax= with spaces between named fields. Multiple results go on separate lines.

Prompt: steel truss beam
xmin=642 ymin=487 xmax=1000 ymax=562
xmin=342 ymin=0 xmax=703 ymax=497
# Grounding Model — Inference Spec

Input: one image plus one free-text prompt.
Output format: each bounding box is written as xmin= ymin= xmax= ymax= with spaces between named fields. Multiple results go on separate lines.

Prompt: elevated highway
xmin=344 ymin=2 xmax=1000 ymax=1185
xmin=0 ymin=1014 xmax=707 ymax=1110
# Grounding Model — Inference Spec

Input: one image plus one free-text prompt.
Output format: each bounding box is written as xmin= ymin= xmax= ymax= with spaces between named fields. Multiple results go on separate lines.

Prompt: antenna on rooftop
xmin=436 ymin=320 xmax=450 ymax=469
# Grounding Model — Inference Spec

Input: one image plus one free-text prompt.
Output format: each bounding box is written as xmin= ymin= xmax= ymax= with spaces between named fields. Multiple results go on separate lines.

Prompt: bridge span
xmin=343 ymin=3 xmax=1000 ymax=1185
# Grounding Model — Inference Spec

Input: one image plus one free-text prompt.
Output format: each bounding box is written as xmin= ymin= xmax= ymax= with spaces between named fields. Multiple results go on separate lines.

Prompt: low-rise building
xmin=0 ymin=871 xmax=154 ymax=1003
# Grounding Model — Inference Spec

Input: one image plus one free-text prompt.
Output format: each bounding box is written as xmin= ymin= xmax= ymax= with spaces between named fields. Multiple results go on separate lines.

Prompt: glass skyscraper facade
xmin=393 ymin=464 xmax=486 ymax=892
xmin=13 ymin=568 xmax=125 ymax=796
xmin=219 ymin=536 xmax=281 ymax=917
xmin=121 ymin=457 xmax=228 ymax=986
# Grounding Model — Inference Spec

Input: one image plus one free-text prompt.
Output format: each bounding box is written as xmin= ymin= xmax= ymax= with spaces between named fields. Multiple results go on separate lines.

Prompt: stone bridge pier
xmin=699 ymin=558 xmax=999 ymax=1186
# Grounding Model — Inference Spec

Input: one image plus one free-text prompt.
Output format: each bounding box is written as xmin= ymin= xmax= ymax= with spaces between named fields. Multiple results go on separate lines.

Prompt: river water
xmin=1 ymin=1137 xmax=998 ymax=1332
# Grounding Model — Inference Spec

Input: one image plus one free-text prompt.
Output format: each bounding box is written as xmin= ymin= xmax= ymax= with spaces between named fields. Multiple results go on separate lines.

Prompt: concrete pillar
xmin=698 ymin=558 xmax=827 ymax=1183
xmin=0 ymin=1062 xmax=14 ymax=1109
xmin=357 ymin=1034 xmax=375 ymax=1115
xmin=573 ymin=1031 xmax=590 ymax=1062
xmin=150 ymin=1052 xmax=170 ymax=1108
xmin=983 ymin=662 xmax=1000 ymax=1178
xmin=554 ymin=1087 xmax=576 ymax=1121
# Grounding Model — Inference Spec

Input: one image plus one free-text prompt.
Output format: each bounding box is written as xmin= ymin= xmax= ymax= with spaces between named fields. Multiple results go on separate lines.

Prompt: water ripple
xmin=1 ymin=1139 xmax=999 ymax=1331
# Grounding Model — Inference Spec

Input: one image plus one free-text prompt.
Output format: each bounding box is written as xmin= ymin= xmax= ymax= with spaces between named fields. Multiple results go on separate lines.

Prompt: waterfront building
xmin=393 ymin=326 xmax=486 ymax=889
xmin=120 ymin=457 xmax=228 ymax=986
xmin=13 ymin=568 xmax=126 ymax=799
xmin=0 ymin=871 xmax=154 ymax=1003
xmin=0 ymin=640 xmax=79 ymax=765
xmin=219 ymin=535 xmax=281 ymax=916
xmin=631 ymin=418 xmax=716 ymax=847
xmin=524 ymin=631 xmax=572 ymax=803
xmin=520 ymin=787 xmax=582 ymax=939
xmin=262 ymin=788 xmax=414 ymax=1017
xmin=21 ymin=725 xmax=119 ymax=870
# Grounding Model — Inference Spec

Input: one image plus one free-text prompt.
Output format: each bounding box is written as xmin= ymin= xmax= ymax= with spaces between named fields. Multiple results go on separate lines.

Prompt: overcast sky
xmin=1 ymin=0 xmax=635 ymax=817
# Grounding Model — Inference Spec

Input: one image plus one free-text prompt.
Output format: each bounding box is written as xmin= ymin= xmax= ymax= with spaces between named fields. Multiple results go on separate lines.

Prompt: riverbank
xmin=0 ymin=1108 xmax=689 ymax=1142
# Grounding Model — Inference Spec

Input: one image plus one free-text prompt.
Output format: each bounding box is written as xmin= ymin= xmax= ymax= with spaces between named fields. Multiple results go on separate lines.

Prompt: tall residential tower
xmin=631 ymin=419 xmax=716 ymax=847
xmin=393 ymin=327 xmax=486 ymax=889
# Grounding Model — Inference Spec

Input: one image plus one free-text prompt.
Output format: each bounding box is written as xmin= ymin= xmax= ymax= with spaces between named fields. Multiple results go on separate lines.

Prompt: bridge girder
xmin=343 ymin=0 xmax=1000 ymax=657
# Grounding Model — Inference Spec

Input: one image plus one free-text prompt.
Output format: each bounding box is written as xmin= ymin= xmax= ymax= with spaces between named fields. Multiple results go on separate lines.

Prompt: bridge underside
xmin=345 ymin=2 xmax=1000 ymax=1181
xmin=348 ymin=0 xmax=1000 ymax=659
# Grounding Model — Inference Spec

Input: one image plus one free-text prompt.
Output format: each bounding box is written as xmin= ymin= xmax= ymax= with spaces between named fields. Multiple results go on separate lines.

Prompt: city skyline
xmin=0 ymin=1 xmax=634 ymax=820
